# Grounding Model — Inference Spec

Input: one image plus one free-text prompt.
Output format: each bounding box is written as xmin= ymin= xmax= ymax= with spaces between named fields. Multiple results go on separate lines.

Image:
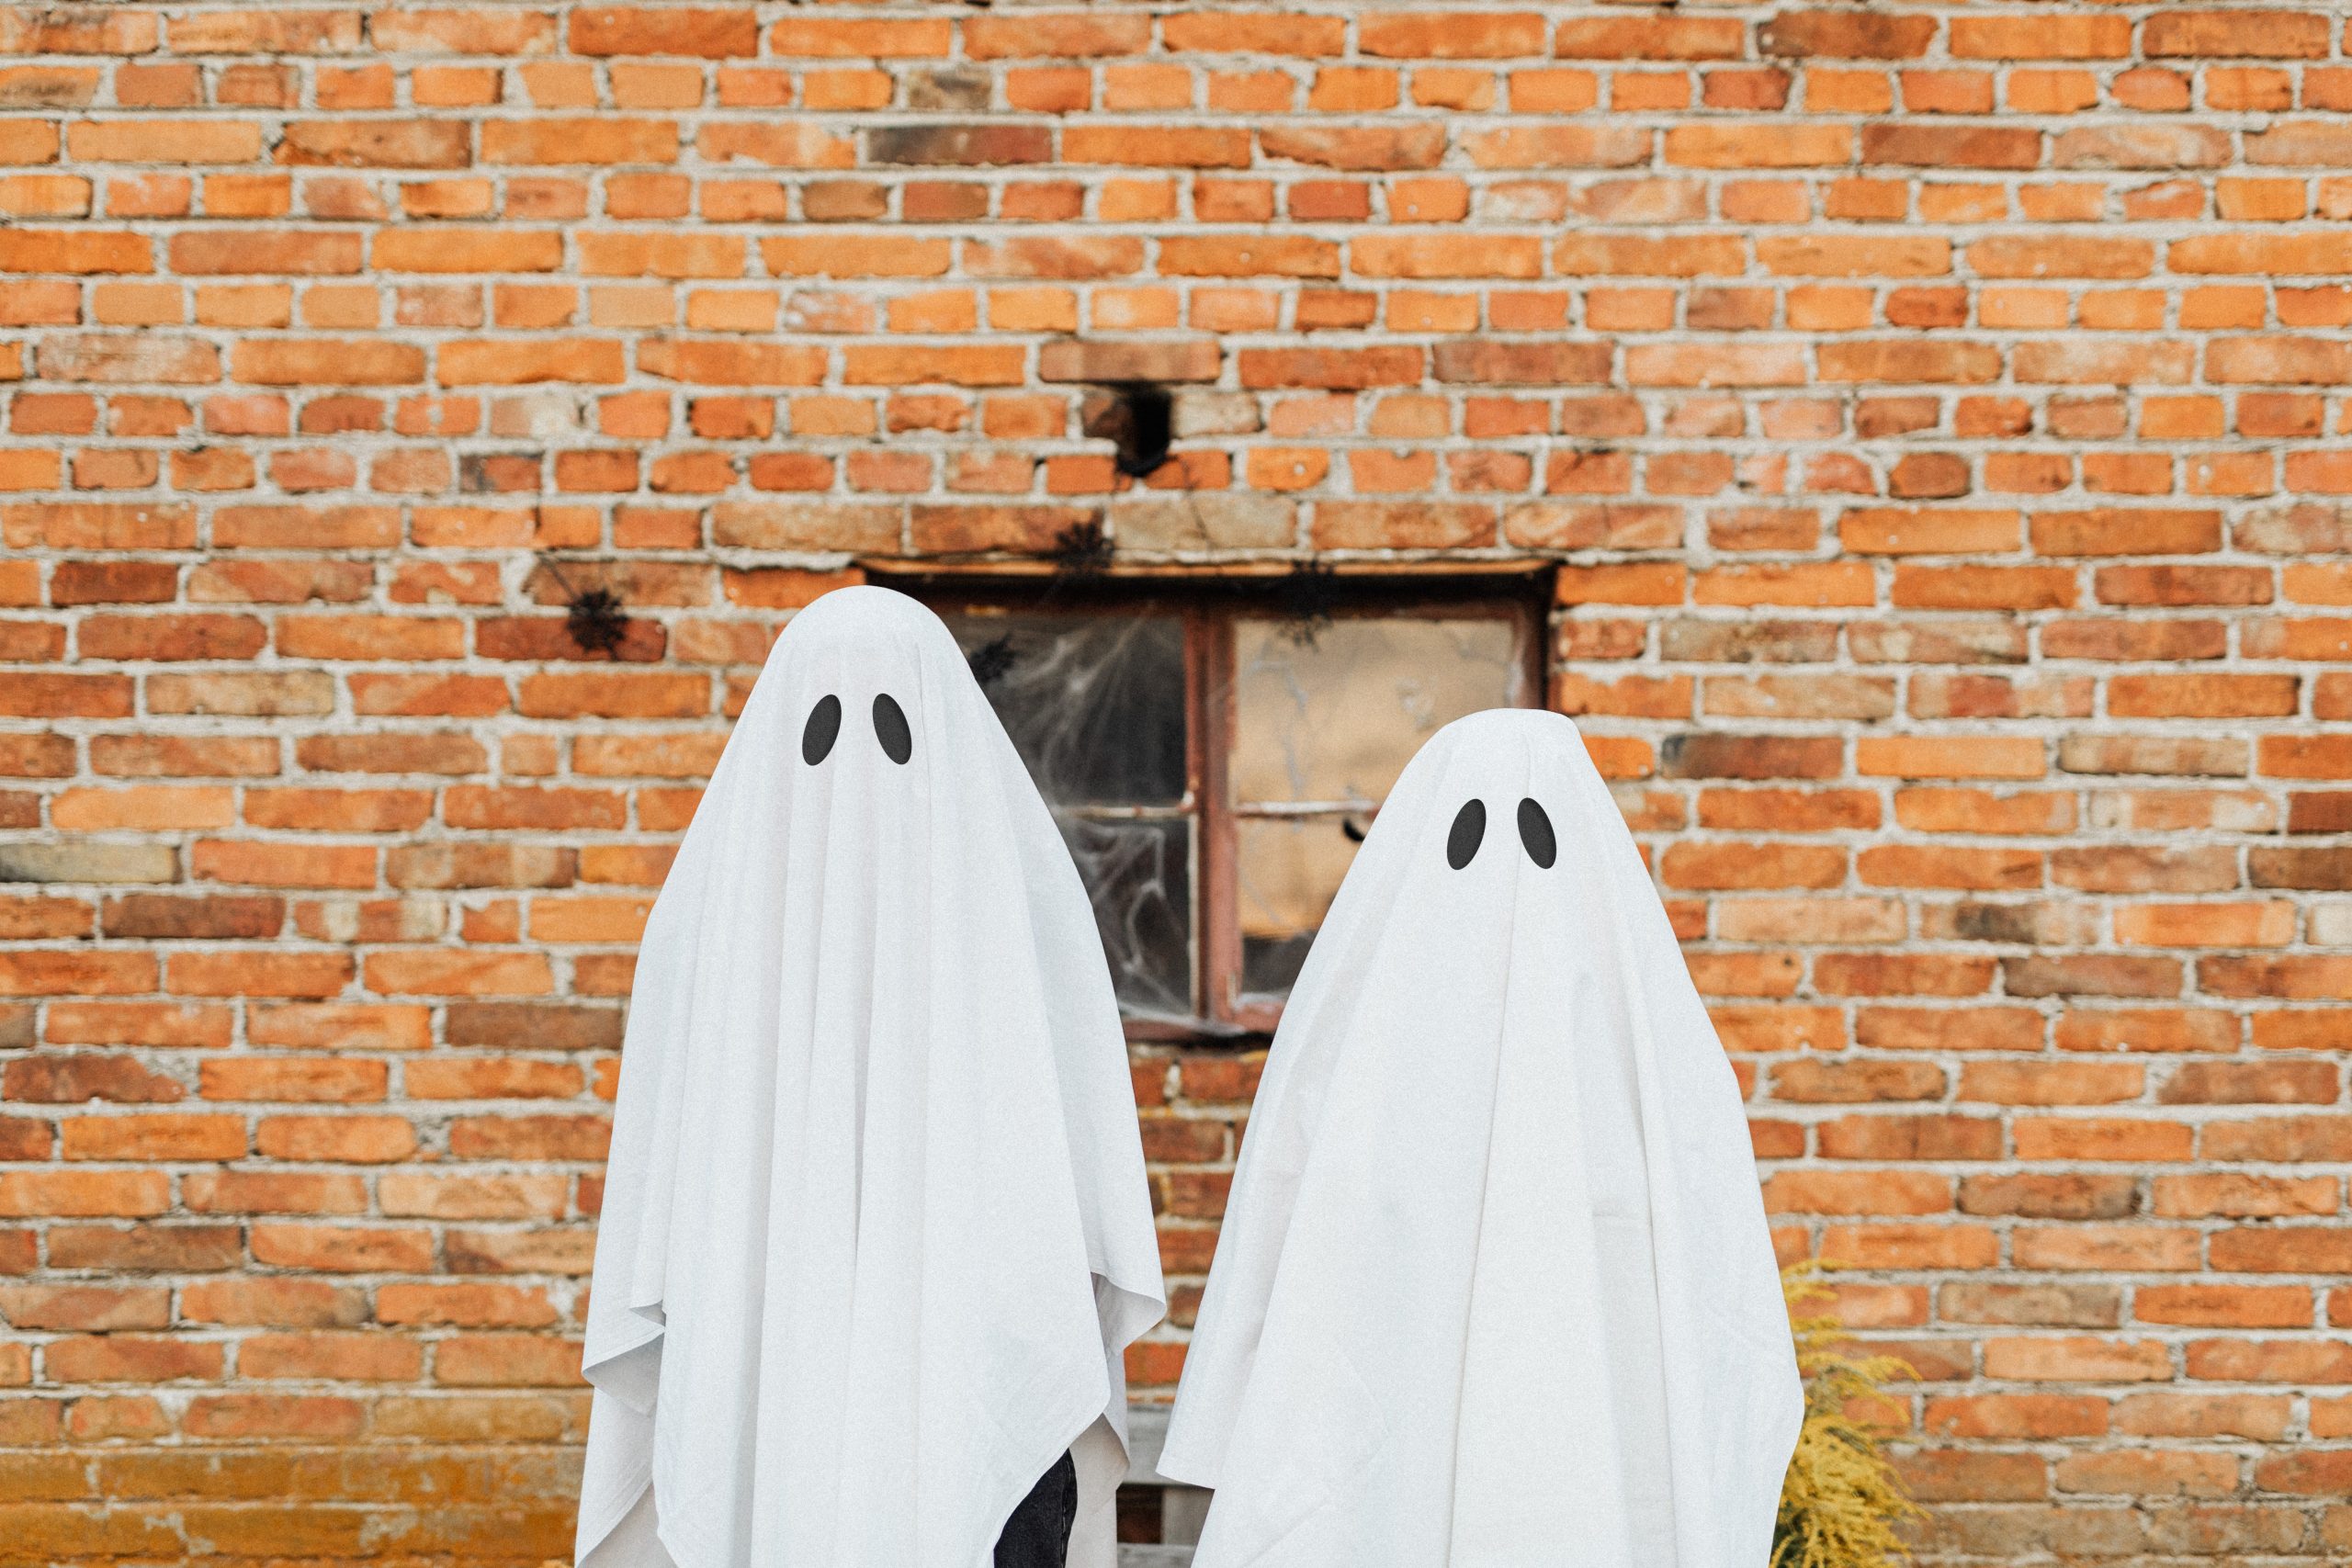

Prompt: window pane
xmin=947 ymin=613 xmax=1187 ymax=807
xmin=1234 ymin=814 xmax=1357 ymax=1004
xmin=1059 ymin=816 xmax=1193 ymax=1021
xmin=1230 ymin=616 xmax=1522 ymax=808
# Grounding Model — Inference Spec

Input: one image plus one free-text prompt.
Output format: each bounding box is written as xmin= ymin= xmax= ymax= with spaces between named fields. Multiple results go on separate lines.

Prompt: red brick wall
xmin=4 ymin=3 xmax=2350 ymax=1561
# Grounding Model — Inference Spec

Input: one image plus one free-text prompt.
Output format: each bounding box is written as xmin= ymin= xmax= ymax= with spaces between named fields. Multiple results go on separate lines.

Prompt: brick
xmin=433 ymin=1334 xmax=586 ymax=1387
xmin=1556 ymin=17 xmax=1744 ymax=59
xmin=1762 ymin=10 xmax=1936 ymax=58
xmin=1821 ymin=1223 xmax=1999 ymax=1269
xmin=37 ymin=334 xmax=218 ymax=384
xmin=272 ymin=121 xmax=470 ymax=176
xmin=2014 ymin=1224 xmax=2199 ymax=1273
xmin=1270 ymin=129 xmax=1448 ymax=175
xmin=249 ymin=1223 xmax=432 ymax=1273
xmin=166 ymin=949 xmax=354 ymax=998
xmin=1236 ymin=346 xmax=1424 ymax=389
xmin=2012 ymin=1117 xmax=2196 ymax=1162
xmin=438 ymin=338 xmax=627 ymax=386
xmin=252 ymin=1115 xmax=417 ymax=1163
xmin=2139 ymin=1285 xmax=2313 ymax=1329
xmin=965 ymin=13 xmax=1148 ymax=59
xmin=1818 ymin=1113 xmax=2003 ymax=1161
xmin=362 ymin=950 xmax=552 ymax=997
xmin=374 ymin=229 xmax=562 ymax=275
xmin=368 ymin=9 xmax=556 ymax=53
xmin=1662 ymin=842 xmax=1846 ymax=890
xmin=1434 ymin=342 xmax=1612 ymax=386
xmin=1766 ymin=1169 xmax=1951 ymax=1216
xmin=45 ymin=1335 xmax=221 ymax=1383
xmin=767 ymin=17 xmax=947 ymax=57
xmin=1862 ymin=124 xmax=2040 ymax=171
xmin=1959 ymin=1173 xmax=2136 ymax=1220
xmin=1927 ymin=1393 xmax=2109 ymax=1439
xmin=0 ymin=952 xmax=156 ymax=998
xmin=1359 ymin=13 xmax=1547 ymax=58
xmin=98 ymin=894 xmax=279 ymax=942
xmin=1069 ymin=127 xmax=1256 ymax=171
xmin=68 ymin=119 xmax=263 ymax=164
xmin=2256 ymin=1450 xmax=2352 ymax=1495
xmin=1037 ymin=339 xmax=1220 ymax=385
xmin=2117 ymin=1393 xmax=2291 ymax=1440
xmin=1666 ymin=123 xmax=1850 ymax=170
xmin=1984 ymin=1337 xmax=2174 ymax=1382
xmin=1857 ymin=737 xmax=2043 ymax=780
xmin=1463 ymin=124 xmax=1647 ymax=170
xmin=481 ymin=118 xmax=678 ymax=165
xmin=571 ymin=6 xmax=756 ymax=57
xmin=198 ymin=1056 xmax=385 ymax=1104
xmin=58 ymin=1112 xmax=243 ymax=1162
xmin=2144 ymin=10 xmax=2331 ymax=58
xmin=1951 ymin=16 xmax=2130 ymax=58
xmin=447 ymin=1114 xmax=609 ymax=1162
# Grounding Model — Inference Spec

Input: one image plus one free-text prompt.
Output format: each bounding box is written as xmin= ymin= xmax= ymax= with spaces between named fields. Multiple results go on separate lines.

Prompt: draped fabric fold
xmin=577 ymin=587 xmax=1164 ymax=1568
xmin=1159 ymin=707 xmax=1799 ymax=1568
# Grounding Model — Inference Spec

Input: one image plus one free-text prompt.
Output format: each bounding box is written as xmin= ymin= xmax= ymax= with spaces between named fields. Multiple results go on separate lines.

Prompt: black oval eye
xmin=872 ymin=693 xmax=912 ymax=764
xmin=1445 ymin=798 xmax=1486 ymax=870
xmin=1517 ymin=797 xmax=1556 ymax=869
xmin=801 ymin=694 xmax=841 ymax=765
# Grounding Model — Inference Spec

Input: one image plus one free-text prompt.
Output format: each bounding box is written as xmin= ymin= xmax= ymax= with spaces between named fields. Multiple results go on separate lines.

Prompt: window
xmin=898 ymin=572 xmax=1546 ymax=1039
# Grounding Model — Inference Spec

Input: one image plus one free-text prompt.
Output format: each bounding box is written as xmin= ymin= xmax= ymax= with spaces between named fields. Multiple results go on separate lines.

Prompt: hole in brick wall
xmin=1083 ymin=383 xmax=1173 ymax=479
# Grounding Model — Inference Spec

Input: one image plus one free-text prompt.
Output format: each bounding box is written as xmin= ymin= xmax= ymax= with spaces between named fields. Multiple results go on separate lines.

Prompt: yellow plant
xmin=1772 ymin=1263 xmax=1925 ymax=1568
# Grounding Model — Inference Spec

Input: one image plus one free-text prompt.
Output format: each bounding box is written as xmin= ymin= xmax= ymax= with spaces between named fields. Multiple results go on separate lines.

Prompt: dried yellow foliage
xmin=1772 ymin=1263 xmax=1924 ymax=1568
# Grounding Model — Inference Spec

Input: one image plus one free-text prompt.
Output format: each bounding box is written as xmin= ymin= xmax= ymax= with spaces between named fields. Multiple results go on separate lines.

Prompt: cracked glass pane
xmin=947 ymin=612 xmax=1187 ymax=807
xmin=1230 ymin=616 xmax=1523 ymax=808
xmin=1058 ymin=816 xmax=1193 ymax=1022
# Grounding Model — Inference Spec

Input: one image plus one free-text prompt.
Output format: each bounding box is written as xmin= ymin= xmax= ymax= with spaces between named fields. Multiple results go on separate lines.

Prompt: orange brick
xmin=1857 ymin=736 xmax=2047 ymax=781
xmin=59 ymin=1113 xmax=244 ymax=1163
xmin=250 ymin=1224 xmax=433 ymax=1274
xmin=1359 ymin=12 xmax=1548 ymax=58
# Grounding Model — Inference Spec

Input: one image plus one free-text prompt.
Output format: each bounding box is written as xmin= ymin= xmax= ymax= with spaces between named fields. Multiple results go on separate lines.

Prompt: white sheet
xmin=1159 ymin=707 xmax=1799 ymax=1568
xmin=576 ymin=586 xmax=1165 ymax=1568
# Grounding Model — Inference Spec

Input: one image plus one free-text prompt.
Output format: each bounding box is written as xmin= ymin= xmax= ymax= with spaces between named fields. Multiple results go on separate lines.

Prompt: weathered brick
xmin=570 ymin=6 xmax=756 ymax=58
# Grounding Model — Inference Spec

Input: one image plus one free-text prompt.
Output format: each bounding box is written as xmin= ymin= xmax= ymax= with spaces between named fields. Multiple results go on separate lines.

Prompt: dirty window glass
xmin=1230 ymin=617 xmax=1522 ymax=1002
xmin=950 ymin=612 xmax=1193 ymax=1022
xmin=945 ymin=601 xmax=1529 ymax=1030
xmin=957 ymin=615 xmax=1185 ymax=806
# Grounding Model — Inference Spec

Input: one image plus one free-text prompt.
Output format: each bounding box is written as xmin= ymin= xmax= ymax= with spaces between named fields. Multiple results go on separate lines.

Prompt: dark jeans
xmin=994 ymin=1450 xmax=1078 ymax=1568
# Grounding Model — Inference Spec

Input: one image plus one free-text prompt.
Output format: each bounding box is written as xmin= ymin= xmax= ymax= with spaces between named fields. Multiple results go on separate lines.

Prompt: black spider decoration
xmin=967 ymin=632 xmax=1018 ymax=689
xmin=537 ymin=554 xmax=632 ymax=658
xmin=564 ymin=586 xmax=630 ymax=657
xmin=1271 ymin=558 xmax=1340 ymax=647
xmin=1046 ymin=517 xmax=1114 ymax=580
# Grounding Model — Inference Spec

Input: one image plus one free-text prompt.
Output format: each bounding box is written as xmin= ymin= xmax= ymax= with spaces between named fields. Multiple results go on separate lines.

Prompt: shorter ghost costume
xmin=1159 ymin=708 xmax=1800 ymax=1568
xmin=576 ymin=587 xmax=1165 ymax=1568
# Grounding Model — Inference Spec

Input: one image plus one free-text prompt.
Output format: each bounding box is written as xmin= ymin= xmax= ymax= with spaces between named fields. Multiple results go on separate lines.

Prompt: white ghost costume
xmin=575 ymin=586 xmax=1165 ymax=1568
xmin=1159 ymin=707 xmax=1800 ymax=1568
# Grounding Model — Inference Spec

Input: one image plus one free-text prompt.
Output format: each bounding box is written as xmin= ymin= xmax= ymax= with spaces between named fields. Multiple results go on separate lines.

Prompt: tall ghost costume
xmin=1159 ymin=707 xmax=1800 ymax=1568
xmin=576 ymin=587 xmax=1165 ymax=1568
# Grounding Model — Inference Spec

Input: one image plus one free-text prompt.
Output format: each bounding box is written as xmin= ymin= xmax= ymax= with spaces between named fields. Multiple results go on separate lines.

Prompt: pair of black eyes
xmin=801 ymin=694 xmax=911 ymax=767
xmin=1446 ymin=797 xmax=1556 ymax=871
